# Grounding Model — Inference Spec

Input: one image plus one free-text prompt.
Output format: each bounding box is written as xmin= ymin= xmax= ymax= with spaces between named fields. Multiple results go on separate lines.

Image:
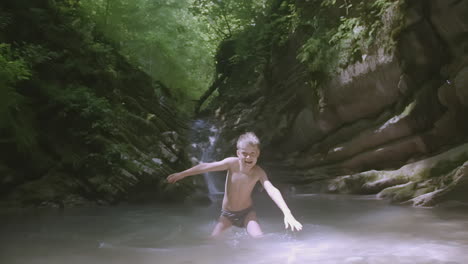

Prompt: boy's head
xmin=236 ymin=132 xmax=260 ymax=169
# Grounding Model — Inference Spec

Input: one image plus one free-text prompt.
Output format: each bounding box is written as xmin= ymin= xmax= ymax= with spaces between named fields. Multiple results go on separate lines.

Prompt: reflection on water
xmin=1 ymin=193 xmax=468 ymax=264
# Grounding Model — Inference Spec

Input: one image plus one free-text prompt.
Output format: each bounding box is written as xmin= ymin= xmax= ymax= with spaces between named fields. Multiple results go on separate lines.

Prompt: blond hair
xmin=236 ymin=132 xmax=260 ymax=149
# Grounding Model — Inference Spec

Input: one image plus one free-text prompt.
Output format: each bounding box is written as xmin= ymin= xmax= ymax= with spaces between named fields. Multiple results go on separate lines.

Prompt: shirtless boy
xmin=166 ymin=132 xmax=302 ymax=238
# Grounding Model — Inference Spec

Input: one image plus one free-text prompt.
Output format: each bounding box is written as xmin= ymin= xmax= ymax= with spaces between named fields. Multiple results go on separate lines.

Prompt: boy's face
xmin=237 ymin=143 xmax=260 ymax=169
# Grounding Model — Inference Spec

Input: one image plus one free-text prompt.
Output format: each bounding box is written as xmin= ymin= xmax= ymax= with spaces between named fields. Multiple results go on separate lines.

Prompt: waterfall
xmin=190 ymin=119 xmax=225 ymax=195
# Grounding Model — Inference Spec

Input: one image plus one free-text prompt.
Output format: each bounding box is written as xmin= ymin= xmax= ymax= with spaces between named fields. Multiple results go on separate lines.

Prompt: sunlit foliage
xmin=80 ymin=0 xmax=217 ymax=105
xmin=79 ymin=0 xmax=272 ymax=109
xmin=190 ymin=0 xmax=271 ymax=41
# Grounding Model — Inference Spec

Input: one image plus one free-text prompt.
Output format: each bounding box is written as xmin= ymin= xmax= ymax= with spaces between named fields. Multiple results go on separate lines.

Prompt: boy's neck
xmin=239 ymin=161 xmax=255 ymax=174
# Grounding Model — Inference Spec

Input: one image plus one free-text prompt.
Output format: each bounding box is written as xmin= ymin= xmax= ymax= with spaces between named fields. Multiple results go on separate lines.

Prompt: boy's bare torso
xmin=222 ymin=157 xmax=262 ymax=211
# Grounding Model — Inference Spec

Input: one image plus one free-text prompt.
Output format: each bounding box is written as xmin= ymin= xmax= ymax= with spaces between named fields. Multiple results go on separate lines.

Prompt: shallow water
xmin=1 ymin=193 xmax=468 ymax=264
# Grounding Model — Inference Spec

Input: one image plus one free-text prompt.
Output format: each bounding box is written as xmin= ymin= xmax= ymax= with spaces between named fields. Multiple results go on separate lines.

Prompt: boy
xmin=167 ymin=132 xmax=302 ymax=238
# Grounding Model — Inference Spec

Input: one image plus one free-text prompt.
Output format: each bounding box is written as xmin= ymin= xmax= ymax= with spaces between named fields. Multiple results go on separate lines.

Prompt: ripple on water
xmin=1 ymin=195 xmax=468 ymax=264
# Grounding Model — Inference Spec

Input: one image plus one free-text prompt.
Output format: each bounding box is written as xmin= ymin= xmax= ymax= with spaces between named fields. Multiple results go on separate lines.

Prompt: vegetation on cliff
xmin=0 ymin=0 xmax=273 ymax=207
xmin=0 ymin=0 xmax=196 ymax=207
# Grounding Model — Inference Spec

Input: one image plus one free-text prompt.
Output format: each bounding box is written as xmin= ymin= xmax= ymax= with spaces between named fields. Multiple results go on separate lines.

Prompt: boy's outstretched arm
xmin=166 ymin=157 xmax=235 ymax=183
xmin=259 ymin=170 xmax=303 ymax=232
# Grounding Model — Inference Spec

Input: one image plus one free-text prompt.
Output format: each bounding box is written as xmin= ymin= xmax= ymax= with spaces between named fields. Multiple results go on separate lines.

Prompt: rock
xmin=158 ymin=142 xmax=178 ymax=163
xmin=325 ymin=48 xmax=401 ymax=124
xmin=341 ymin=135 xmax=428 ymax=171
xmin=121 ymin=168 xmax=139 ymax=182
xmin=404 ymin=1 xmax=424 ymax=28
xmin=362 ymin=176 xmax=409 ymax=194
xmin=330 ymin=143 xmax=468 ymax=205
xmin=377 ymin=182 xmax=416 ymax=202
xmin=454 ymin=67 xmax=468 ymax=107
xmin=327 ymin=170 xmax=380 ymax=194
xmin=62 ymin=194 xmax=94 ymax=207
xmin=283 ymin=107 xmax=324 ymax=151
xmin=162 ymin=131 xmax=179 ymax=144
xmin=189 ymin=157 xmax=199 ymax=165
xmin=397 ymin=74 xmax=412 ymax=94
xmin=430 ymin=0 xmax=468 ymax=57
xmin=152 ymin=158 xmax=163 ymax=165
xmin=408 ymin=189 xmax=444 ymax=207
xmin=410 ymin=161 xmax=468 ymax=206
xmin=438 ymin=82 xmax=459 ymax=108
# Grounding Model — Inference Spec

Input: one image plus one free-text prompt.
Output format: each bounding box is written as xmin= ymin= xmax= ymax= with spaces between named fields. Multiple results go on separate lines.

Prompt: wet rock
xmin=284 ymin=107 xmax=324 ymax=151
xmin=152 ymin=158 xmax=163 ymax=165
xmin=438 ymin=81 xmax=460 ymax=108
xmin=430 ymin=0 xmax=468 ymax=57
xmin=397 ymin=74 xmax=413 ymax=94
xmin=330 ymin=143 xmax=468 ymax=206
xmin=324 ymin=48 xmax=401 ymax=125
xmin=158 ymin=142 xmax=178 ymax=163
xmin=162 ymin=131 xmax=179 ymax=145
xmin=377 ymin=182 xmax=416 ymax=202
xmin=410 ymin=161 xmax=468 ymax=206
xmin=454 ymin=67 xmax=468 ymax=107
xmin=362 ymin=176 xmax=409 ymax=194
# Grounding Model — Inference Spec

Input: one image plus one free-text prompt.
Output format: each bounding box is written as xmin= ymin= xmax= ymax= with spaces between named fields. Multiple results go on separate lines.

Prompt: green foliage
xmin=0 ymin=43 xmax=36 ymax=152
xmin=297 ymin=25 xmax=338 ymax=76
xmin=0 ymin=0 xmax=193 ymax=205
xmin=269 ymin=1 xmax=301 ymax=46
xmin=77 ymin=0 xmax=272 ymax=111
xmin=56 ymin=85 xmax=115 ymax=136
xmin=191 ymin=0 xmax=271 ymax=40
xmin=297 ymin=0 xmax=403 ymax=78
xmin=79 ymin=0 xmax=218 ymax=107
xmin=0 ymin=10 xmax=12 ymax=29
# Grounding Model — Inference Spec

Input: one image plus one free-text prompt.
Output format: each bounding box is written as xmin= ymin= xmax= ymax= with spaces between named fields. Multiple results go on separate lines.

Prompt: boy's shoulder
xmin=253 ymin=165 xmax=266 ymax=176
xmin=222 ymin=157 xmax=239 ymax=167
xmin=223 ymin=157 xmax=239 ymax=163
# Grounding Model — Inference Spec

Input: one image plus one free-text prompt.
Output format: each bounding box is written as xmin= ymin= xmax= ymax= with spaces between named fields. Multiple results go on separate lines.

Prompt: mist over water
xmin=1 ymin=193 xmax=468 ymax=264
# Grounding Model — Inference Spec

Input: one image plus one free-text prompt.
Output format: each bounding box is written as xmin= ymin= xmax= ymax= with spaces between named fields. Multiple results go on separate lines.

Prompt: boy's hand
xmin=167 ymin=173 xmax=184 ymax=183
xmin=284 ymin=213 xmax=303 ymax=232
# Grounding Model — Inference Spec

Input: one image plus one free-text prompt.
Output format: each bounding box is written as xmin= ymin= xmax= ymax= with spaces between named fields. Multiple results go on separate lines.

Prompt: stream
xmin=1 ymin=192 xmax=468 ymax=264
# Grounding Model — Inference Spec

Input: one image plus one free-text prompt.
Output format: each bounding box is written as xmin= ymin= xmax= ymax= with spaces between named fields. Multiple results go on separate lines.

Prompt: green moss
xmin=332 ymin=170 xmax=382 ymax=193
xmin=297 ymin=0 xmax=404 ymax=78
xmin=379 ymin=181 xmax=416 ymax=202
xmin=428 ymin=152 xmax=468 ymax=178
xmin=413 ymin=186 xmax=436 ymax=197
xmin=415 ymin=168 xmax=430 ymax=180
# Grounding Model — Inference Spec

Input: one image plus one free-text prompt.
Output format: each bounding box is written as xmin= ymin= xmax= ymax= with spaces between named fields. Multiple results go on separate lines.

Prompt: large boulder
xmin=328 ymin=143 xmax=468 ymax=206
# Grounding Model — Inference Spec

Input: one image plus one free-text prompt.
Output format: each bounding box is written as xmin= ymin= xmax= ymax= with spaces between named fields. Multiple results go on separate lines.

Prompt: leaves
xmin=298 ymin=0 xmax=402 ymax=77
xmin=80 ymin=0 xmax=218 ymax=107
xmin=0 ymin=44 xmax=36 ymax=152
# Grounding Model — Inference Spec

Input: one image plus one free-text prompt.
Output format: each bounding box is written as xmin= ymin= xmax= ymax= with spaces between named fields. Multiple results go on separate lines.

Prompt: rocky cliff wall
xmin=204 ymin=0 xmax=468 ymax=206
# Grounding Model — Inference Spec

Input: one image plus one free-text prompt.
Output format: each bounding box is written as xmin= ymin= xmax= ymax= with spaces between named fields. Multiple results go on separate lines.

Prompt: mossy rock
xmin=7 ymin=172 xmax=72 ymax=207
xmin=427 ymin=152 xmax=468 ymax=178
xmin=377 ymin=182 xmax=416 ymax=203
xmin=413 ymin=186 xmax=436 ymax=198
xmin=361 ymin=174 xmax=409 ymax=194
xmin=328 ymin=170 xmax=382 ymax=194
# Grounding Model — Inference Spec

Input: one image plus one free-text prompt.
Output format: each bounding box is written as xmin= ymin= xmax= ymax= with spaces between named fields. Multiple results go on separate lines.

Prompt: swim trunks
xmin=221 ymin=207 xmax=254 ymax=227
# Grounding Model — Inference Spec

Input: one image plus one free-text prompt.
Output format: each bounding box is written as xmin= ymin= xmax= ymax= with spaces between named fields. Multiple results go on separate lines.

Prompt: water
xmin=190 ymin=119 xmax=225 ymax=195
xmin=1 ymin=193 xmax=468 ymax=264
